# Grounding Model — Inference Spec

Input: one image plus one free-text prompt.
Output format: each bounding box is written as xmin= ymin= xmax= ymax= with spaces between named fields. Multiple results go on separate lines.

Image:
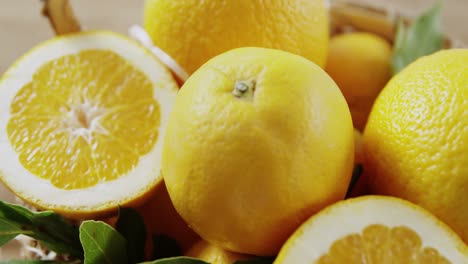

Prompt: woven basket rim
xmin=330 ymin=1 xmax=466 ymax=48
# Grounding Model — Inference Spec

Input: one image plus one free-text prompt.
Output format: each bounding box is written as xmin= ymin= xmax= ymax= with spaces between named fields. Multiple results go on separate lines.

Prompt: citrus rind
xmin=0 ymin=31 xmax=178 ymax=217
xmin=275 ymin=195 xmax=468 ymax=263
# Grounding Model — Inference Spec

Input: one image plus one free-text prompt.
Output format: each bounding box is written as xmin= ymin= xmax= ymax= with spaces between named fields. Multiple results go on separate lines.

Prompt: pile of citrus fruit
xmin=0 ymin=0 xmax=466 ymax=263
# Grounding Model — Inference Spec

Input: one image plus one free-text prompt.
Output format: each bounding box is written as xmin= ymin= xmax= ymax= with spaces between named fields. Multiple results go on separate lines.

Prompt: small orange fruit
xmin=325 ymin=32 xmax=392 ymax=130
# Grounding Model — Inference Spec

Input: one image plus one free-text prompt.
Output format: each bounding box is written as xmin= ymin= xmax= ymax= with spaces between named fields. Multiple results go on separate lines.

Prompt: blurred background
xmin=0 ymin=0 xmax=467 ymax=75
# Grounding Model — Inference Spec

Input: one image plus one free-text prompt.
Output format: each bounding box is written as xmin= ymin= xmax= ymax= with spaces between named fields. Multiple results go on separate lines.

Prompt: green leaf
xmin=233 ymin=256 xmax=275 ymax=264
xmin=140 ymin=256 xmax=210 ymax=264
xmin=30 ymin=211 xmax=82 ymax=258
xmin=345 ymin=164 xmax=363 ymax=198
xmin=115 ymin=207 xmax=147 ymax=263
xmin=0 ymin=201 xmax=83 ymax=259
xmin=0 ymin=217 xmax=28 ymax=246
xmin=391 ymin=2 xmax=443 ymax=74
xmin=79 ymin=220 xmax=128 ymax=264
xmin=0 ymin=201 xmax=34 ymax=224
xmin=0 ymin=201 xmax=35 ymax=245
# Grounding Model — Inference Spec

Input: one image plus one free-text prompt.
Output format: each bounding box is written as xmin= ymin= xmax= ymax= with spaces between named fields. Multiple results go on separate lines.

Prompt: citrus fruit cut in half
xmin=275 ymin=196 xmax=468 ymax=263
xmin=0 ymin=31 xmax=178 ymax=218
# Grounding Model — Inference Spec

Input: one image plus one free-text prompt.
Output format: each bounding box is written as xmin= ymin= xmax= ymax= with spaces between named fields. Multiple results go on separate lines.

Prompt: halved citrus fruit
xmin=275 ymin=196 xmax=468 ymax=263
xmin=0 ymin=31 xmax=178 ymax=218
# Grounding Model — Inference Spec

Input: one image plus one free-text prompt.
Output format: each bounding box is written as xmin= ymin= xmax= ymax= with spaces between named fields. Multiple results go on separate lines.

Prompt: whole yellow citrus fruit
xmin=185 ymin=240 xmax=251 ymax=264
xmin=144 ymin=0 xmax=329 ymax=75
xmin=325 ymin=32 xmax=392 ymax=130
xmin=363 ymin=49 xmax=468 ymax=243
xmin=162 ymin=47 xmax=354 ymax=255
xmin=275 ymin=196 xmax=468 ymax=263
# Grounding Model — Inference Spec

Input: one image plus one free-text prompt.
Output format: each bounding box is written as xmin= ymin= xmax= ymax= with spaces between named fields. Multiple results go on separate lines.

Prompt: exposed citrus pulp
xmin=275 ymin=196 xmax=468 ymax=263
xmin=0 ymin=31 xmax=178 ymax=218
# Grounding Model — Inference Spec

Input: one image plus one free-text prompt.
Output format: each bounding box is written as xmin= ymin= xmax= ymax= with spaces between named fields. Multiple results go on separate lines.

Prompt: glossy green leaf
xmin=391 ymin=2 xmax=444 ymax=74
xmin=345 ymin=164 xmax=364 ymax=198
xmin=0 ymin=201 xmax=83 ymax=258
xmin=115 ymin=207 xmax=147 ymax=263
xmin=0 ymin=217 xmax=26 ymax=246
xmin=79 ymin=220 xmax=127 ymax=264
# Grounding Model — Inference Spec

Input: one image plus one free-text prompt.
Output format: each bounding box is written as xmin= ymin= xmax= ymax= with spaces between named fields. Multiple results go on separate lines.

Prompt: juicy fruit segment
xmin=163 ymin=47 xmax=353 ymax=255
xmin=318 ymin=225 xmax=450 ymax=263
xmin=144 ymin=0 xmax=329 ymax=74
xmin=275 ymin=196 xmax=468 ymax=264
xmin=8 ymin=50 xmax=159 ymax=189
xmin=325 ymin=32 xmax=391 ymax=130
xmin=362 ymin=49 xmax=468 ymax=243
xmin=0 ymin=31 xmax=178 ymax=217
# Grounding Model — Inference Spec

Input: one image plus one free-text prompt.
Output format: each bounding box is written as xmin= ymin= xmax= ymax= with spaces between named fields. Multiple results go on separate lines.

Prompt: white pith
xmin=276 ymin=197 xmax=467 ymax=263
xmin=0 ymin=31 xmax=178 ymax=212
xmin=60 ymin=98 xmax=109 ymax=144
xmin=128 ymin=25 xmax=189 ymax=82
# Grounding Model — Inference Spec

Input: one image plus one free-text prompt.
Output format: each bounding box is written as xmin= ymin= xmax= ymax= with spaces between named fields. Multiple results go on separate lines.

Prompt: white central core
xmin=62 ymin=99 xmax=109 ymax=143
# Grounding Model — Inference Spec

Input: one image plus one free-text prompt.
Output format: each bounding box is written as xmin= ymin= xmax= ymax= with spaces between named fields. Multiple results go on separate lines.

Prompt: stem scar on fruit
xmin=233 ymin=79 xmax=256 ymax=100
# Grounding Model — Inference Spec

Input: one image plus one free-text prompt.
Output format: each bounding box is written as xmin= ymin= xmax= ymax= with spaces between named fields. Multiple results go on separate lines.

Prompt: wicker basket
xmin=0 ymin=0 xmax=465 ymax=261
xmin=329 ymin=1 xmax=465 ymax=48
